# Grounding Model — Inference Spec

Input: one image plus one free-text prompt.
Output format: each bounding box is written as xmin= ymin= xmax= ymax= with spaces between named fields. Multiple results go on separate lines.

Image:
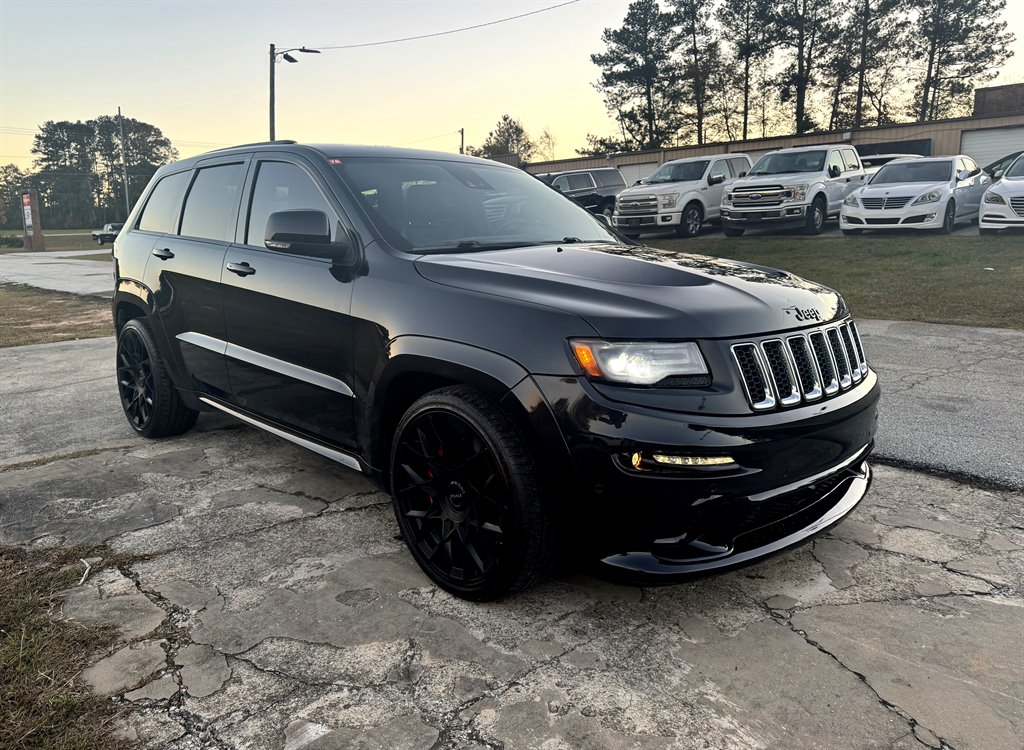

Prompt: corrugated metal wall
xmin=525 ymin=113 xmax=1024 ymax=178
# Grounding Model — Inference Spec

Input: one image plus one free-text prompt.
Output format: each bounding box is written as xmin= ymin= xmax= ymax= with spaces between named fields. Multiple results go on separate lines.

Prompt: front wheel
xmin=116 ymin=319 xmax=199 ymax=438
xmin=722 ymin=224 xmax=745 ymax=237
xmin=803 ymin=197 xmax=826 ymax=235
xmin=937 ymin=200 xmax=956 ymax=235
xmin=96 ymin=237 xmax=105 ymax=246
xmin=675 ymin=202 xmax=704 ymax=238
xmin=390 ymin=386 xmax=554 ymax=600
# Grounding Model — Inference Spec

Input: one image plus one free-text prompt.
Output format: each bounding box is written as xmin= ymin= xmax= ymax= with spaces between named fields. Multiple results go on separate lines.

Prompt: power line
xmin=313 ymin=0 xmax=580 ymax=50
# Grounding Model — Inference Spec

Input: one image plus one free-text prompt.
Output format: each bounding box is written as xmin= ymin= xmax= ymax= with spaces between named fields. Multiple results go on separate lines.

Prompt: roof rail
xmin=205 ymin=140 xmax=298 ymax=153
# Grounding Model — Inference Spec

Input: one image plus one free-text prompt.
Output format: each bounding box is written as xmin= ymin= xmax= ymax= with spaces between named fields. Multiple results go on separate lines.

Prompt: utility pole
xmin=459 ymin=128 xmax=465 ymax=154
xmin=269 ymin=43 xmax=276 ymax=141
xmin=117 ymin=106 xmax=130 ymax=216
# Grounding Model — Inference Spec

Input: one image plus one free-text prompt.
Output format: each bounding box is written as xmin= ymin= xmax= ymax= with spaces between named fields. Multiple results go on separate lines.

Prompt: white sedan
xmin=840 ymin=156 xmax=990 ymax=235
xmin=979 ymin=153 xmax=1024 ymax=235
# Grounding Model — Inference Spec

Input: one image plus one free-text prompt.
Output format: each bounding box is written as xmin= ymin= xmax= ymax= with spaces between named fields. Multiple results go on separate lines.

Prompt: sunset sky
xmin=1 ymin=0 xmax=1022 ymax=171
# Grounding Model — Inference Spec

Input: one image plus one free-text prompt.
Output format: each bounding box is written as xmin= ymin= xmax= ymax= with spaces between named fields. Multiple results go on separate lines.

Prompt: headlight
xmin=723 ymin=192 xmax=733 ymax=204
xmin=984 ymin=192 xmax=1006 ymax=204
xmin=912 ymin=190 xmax=943 ymax=205
xmin=571 ymin=340 xmax=707 ymax=386
xmin=659 ymin=193 xmax=680 ymax=209
xmin=843 ymin=194 xmax=859 ymax=207
xmin=790 ymin=184 xmax=808 ymax=201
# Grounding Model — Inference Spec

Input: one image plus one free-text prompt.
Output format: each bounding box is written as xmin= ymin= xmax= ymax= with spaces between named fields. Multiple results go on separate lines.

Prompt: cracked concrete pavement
xmin=1 ymin=335 xmax=1022 ymax=748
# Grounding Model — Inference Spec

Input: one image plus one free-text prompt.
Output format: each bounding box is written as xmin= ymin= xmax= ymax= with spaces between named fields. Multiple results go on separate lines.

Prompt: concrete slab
xmin=0 ymin=249 xmax=114 ymax=297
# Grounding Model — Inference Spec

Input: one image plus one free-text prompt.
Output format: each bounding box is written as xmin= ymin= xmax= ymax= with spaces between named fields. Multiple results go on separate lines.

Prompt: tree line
xmin=579 ymin=0 xmax=1014 ymax=155
xmin=0 ymin=116 xmax=177 ymax=230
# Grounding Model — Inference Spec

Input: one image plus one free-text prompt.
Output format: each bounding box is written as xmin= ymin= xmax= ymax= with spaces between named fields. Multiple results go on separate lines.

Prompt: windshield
xmin=644 ymin=160 xmax=708 ymax=184
xmin=1005 ymin=155 xmax=1024 ymax=178
xmin=871 ymin=161 xmax=952 ymax=184
xmin=334 ymin=157 xmax=619 ymax=252
xmin=748 ymin=150 xmax=826 ymax=175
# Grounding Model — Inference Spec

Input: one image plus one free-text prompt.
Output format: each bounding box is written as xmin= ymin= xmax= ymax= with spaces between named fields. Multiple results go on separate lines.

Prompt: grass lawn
xmin=56 ymin=252 xmax=113 ymax=263
xmin=0 ymin=284 xmax=112 ymax=347
xmin=1 ymin=229 xmax=104 ymax=252
xmin=0 ymin=544 xmax=137 ymax=750
xmin=648 ymin=233 xmax=1024 ymax=330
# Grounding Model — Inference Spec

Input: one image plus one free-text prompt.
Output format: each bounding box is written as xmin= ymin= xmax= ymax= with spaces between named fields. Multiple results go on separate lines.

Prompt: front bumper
xmin=979 ymin=204 xmax=1024 ymax=229
xmin=530 ymin=371 xmax=880 ymax=581
xmin=612 ymin=210 xmax=682 ymax=232
xmin=841 ymin=203 xmax=942 ymax=230
xmin=721 ymin=204 xmax=808 ymax=228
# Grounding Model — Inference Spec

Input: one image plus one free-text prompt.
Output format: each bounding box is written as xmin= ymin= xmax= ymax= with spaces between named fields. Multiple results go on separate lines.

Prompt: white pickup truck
xmin=612 ymin=154 xmax=752 ymax=238
xmin=720 ymin=145 xmax=867 ymax=236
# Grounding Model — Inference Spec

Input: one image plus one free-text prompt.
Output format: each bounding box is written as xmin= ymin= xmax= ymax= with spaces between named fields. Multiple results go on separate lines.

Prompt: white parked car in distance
xmin=840 ymin=155 xmax=991 ymax=235
xmin=979 ymin=153 xmax=1024 ymax=235
xmin=612 ymin=154 xmax=752 ymax=238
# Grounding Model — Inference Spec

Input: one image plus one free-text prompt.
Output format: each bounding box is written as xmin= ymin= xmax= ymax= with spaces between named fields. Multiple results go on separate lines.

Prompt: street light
xmin=269 ymin=44 xmax=321 ymax=141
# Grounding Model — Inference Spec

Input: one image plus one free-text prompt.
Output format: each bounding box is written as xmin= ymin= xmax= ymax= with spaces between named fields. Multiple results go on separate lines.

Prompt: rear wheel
xmin=390 ymin=386 xmax=553 ymax=600
xmin=96 ymin=237 xmax=105 ymax=246
xmin=722 ymin=224 xmax=745 ymax=237
xmin=803 ymin=196 xmax=826 ymax=235
xmin=116 ymin=319 xmax=198 ymax=438
xmin=676 ymin=202 xmax=704 ymax=238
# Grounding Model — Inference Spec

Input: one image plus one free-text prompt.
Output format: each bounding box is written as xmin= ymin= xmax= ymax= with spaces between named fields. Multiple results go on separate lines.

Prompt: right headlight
xmin=723 ymin=191 xmax=733 ymax=204
xmin=570 ymin=339 xmax=708 ymax=386
xmin=659 ymin=193 xmax=680 ymax=209
xmin=843 ymin=194 xmax=859 ymax=207
xmin=789 ymin=184 xmax=808 ymax=201
xmin=984 ymin=192 xmax=1005 ymax=204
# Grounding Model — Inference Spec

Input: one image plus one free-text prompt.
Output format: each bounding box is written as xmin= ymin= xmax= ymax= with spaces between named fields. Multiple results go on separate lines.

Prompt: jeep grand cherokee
xmin=112 ymin=142 xmax=879 ymax=600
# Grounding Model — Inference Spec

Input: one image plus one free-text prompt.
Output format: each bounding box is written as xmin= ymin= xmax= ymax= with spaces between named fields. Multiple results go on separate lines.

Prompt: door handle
xmin=152 ymin=247 xmax=174 ymax=260
xmin=226 ymin=261 xmax=255 ymax=277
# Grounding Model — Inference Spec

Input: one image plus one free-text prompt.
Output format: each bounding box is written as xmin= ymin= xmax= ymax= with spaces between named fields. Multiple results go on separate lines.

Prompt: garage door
xmin=618 ymin=163 xmax=659 ymax=185
xmin=960 ymin=127 xmax=1024 ymax=167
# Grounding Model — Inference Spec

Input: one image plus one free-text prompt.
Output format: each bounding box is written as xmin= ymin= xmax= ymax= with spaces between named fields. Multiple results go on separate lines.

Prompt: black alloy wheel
xmin=938 ymin=200 xmax=956 ymax=234
xmin=677 ymin=202 xmax=703 ymax=238
xmin=116 ymin=319 xmax=198 ymax=438
xmin=390 ymin=386 xmax=553 ymax=600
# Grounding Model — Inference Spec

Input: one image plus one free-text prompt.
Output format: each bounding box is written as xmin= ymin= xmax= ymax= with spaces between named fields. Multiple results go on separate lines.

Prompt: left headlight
xmin=570 ymin=339 xmax=708 ymax=386
xmin=912 ymin=190 xmax=943 ymax=205
xmin=843 ymin=194 xmax=859 ymax=207
xmin=660 ymin=193 xmax=680 ymax=209
xmin=984 ymin=192 xmax=1006 ymax=204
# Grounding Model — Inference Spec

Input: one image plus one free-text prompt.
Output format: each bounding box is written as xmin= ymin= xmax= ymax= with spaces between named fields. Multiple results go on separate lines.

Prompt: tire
xmin=937 ymin=200 xmax=955 ymax=235
xmin=675 ymin=202 xmax=704 ymax=238
xmin=600 ymin=202 xmax=614 ymax=220
xmin=96 ymin=237 xmax=105 ymax=246
xmin=979 ymin=227 xmax=999 ymax=236
xmin=842 ymin=228 xmax=862 ymax=236
xmin=802 ymin=196 xmax=826 ymax=235
xmin=389 ymin=386 xmax=554 ymax=601
xmin=116 ymin=318 xmax=199 ymax=439
xmin=722 ymin=224 xmax=745 ymax=237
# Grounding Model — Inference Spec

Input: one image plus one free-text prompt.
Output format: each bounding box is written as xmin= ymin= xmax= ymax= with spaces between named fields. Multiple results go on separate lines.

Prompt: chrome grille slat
xmin=786 ymin=335 xmax=823 ymax=401
xmin=861 ymin=196 xmax=912 ymax=210
xmin=809 ymin=331 xmax=840 ymax=396
xmin=849 ymin=322 xmax=868 ymax=376
xmin=761 ymin=340 xmax=801 ymax=406
xmin=826 ymin=327 xmax=853 ymax=389
xmin=840 ymin=324 xmax=863 ymax=383
xmin=1010 ymin=196 xmax=1024 ymax=218
xmin=731 ymin=344 xmax=776 ymax=410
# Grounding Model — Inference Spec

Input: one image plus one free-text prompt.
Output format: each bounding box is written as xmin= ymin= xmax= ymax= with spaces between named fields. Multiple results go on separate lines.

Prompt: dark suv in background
xmin=112 ymin=142 xmax=879 ymax=600
xmin=541 ymin=167 xmax=627 ymax=218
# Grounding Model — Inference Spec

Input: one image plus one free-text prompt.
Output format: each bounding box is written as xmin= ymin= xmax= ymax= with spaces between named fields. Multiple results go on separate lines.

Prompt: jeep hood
xmin=414 ymin=244 xmax=846 ymax=339
xmin=619 ymin=180 xmax=702 ymax=198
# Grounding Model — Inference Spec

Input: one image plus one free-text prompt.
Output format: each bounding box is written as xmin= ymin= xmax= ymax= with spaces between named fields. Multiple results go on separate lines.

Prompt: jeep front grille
xmin=860 ymin=196 xmax=912 ymax=209
xmin=732 ymin=321 xmax=869 ymax=411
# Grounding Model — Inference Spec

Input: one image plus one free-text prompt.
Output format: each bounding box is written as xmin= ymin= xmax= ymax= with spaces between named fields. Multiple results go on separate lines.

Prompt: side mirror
xmin=738 ymin=171 xmax=747 ymax=178
xmin=633 ymin=179 xmax=643 ymax=186
xmin=956 ymin=169 xmax=970 ymax=182
xmin=707 ymin=173 xmax=725 ymax=186
xmin=828 ymin=164 xmax=842 ymax=178
xmin=993 ymin=170 xmax=1003 ymax=180
xmin=265 ymin=210 xmax=346 ymax=258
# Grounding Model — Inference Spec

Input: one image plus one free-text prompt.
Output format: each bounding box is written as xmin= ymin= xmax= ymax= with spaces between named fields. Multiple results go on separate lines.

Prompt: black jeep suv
xmin=112 ymin=142 xmax=879 ymax=600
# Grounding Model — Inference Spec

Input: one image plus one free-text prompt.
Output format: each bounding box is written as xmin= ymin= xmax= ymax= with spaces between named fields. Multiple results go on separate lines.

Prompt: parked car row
xmin=540 ymin=146 xmax=1023 ymax=238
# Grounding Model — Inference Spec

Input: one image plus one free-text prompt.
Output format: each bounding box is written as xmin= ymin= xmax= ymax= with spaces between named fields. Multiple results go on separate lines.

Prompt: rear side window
xmin=730 ymin=157 xmax=750 ymax=175
xmin=552 ymin=175 xmax=569 ymax=191
xmin=137 ymin=171 xmax=190 ymax=234
xmin=568 ymin=173 xmax=594 ymax=190
xmin=179 ymin=163 xmax=245 ymax=242
xmin=246 ymin=161 xmax=335 ymax=245
xmin=841 ymin=149 xmax=860 ymax=171
xmin=594 ymin=169 xmax=626 ymax=187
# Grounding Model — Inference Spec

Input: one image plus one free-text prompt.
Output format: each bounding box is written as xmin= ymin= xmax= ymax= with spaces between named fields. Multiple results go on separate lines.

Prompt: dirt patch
xmin=0 ymin=284 xmax=112 ymax=348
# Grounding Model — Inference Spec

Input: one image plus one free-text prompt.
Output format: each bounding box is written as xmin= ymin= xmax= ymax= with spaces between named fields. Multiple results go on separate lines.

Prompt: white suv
xmin=613 ymin=154 xmax=752 ymax=238
xmin=721 ymin=145 xmax=866 ymax=236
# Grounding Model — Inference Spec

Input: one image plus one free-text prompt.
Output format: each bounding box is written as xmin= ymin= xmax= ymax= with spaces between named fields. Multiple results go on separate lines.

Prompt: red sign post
xmin=20 ymin=189 xmax=46 ymax=252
